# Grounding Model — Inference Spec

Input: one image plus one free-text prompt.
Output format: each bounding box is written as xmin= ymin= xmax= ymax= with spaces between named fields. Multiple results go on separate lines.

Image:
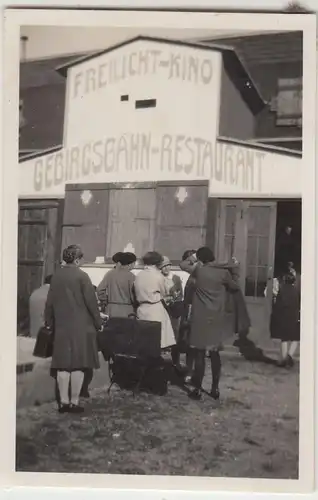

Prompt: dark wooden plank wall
xmin=62 ymin=182 xmax=219 ymax=265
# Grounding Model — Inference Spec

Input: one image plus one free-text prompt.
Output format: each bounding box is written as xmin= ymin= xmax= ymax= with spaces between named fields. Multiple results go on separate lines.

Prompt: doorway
xmin=274 ymin=200 xmax=302 ymax=275
xmin=216 ymin=199 xmax=277 ymax=343
xmin=216 ymin=198 xmax=302 ymax=345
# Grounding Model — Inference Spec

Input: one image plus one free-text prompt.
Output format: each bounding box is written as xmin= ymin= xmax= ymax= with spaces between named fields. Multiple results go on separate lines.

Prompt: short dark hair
xmin=62 ymin=244 xmax=84 ymax=264
xmin=182 ymin=249 xmax=196 ymax=261
xmin=196 ymin=246 xmax=215 ymax=264
xmin=112 ymin=252 xmax=124 ymax=263
xmin=44 ymin=275 xmax=52 ymax=285
xmin=142 ymin=251 xmax=163 ymax=267
xmin=120 ymin=252 xmax=137 ymax=265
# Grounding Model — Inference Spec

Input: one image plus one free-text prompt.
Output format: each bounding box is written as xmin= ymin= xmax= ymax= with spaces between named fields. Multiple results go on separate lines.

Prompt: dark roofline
xmin=55 ymin=35 xmax=265 ymax=114
xmin=19 ymin=145 xmax=63 ymax=163
xmin=217 ymin=136 xmax=302 ymax=158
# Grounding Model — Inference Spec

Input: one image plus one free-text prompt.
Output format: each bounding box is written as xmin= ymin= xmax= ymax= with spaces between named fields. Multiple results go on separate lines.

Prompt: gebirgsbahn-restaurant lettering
xmin=72 ymin=48 xmax=214 ymax=99
xmin=33 ymin=133 xmax=264 ymax=193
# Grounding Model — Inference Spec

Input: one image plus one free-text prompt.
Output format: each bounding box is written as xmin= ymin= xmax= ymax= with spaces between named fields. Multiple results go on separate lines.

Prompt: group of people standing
xmin=29 ymin=233 xmax=301 ymax=413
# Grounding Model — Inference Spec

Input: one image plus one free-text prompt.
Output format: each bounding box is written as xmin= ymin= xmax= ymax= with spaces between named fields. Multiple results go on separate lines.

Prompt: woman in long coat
xmin=97 ymin=252 xmax=137 ymax=317
xmin=188 ymin=247 xmax=239 ymax=401
xmin=134 ymin=251 xmax=176 ymax=349
xmin=45 ymin=245 xmax=102 ymax=414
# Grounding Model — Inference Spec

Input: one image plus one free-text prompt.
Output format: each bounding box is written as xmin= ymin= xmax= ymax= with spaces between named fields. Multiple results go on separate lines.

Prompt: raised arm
xmin=222 ymin=269 xmax=240 ymax=291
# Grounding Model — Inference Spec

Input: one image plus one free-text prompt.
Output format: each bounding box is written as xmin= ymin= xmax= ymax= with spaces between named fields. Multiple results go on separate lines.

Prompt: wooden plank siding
xmin=17 ymin=199 xmax=64 ymax=333
xmin=62 ymin=181 xmax=218 ymax=265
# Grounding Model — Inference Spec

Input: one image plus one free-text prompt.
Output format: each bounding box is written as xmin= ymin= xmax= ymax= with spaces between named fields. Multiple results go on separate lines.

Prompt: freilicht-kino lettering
xmin=72 ymin=49 xmax=214 ymax=99
xmin=33 ymin=134 xmax=264 ymax=192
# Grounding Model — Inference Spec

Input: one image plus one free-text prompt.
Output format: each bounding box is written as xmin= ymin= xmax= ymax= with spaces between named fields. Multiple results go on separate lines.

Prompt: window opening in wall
xmin=135 ymin=99 xmax=157 ymax=109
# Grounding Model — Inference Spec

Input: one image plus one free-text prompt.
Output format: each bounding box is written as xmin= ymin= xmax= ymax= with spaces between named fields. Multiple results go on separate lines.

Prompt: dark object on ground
xmin=98 ymin=316 xmax=161 ymax=359
xmin=33 ymin=326 xmax=54 ymax=358
xmin=233 ymin=337 xmax=277 ymax=365
xmin=108 ymin=355 xmax=168 ymax=396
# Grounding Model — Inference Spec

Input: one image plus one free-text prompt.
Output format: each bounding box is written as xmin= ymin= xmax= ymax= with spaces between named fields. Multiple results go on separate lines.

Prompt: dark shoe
xmin=209 ymin=387 xmax=220 ymax=400
xmin=286 ymin=355 xmax=294 ymax=368
xmin=80 ymin=389 xmax=90 ymax=398
xmin=188 ymin=388 xmax=202 ymax=400
xmin=276 ymin=358 xmax=288 ymax=367
xmin=68 ymin=404 xmax=84 ymax=414
xmin=58 ymin=403 xmax=70 ymax=414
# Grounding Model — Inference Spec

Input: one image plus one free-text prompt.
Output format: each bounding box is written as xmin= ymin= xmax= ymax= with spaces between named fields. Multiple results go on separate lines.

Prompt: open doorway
xmin=274 ymin=200 xmax=302 ymax=276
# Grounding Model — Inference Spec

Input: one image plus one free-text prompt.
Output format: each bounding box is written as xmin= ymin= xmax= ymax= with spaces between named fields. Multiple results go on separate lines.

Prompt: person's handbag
xmin=33 ymin=325 xmax=54 ymax=358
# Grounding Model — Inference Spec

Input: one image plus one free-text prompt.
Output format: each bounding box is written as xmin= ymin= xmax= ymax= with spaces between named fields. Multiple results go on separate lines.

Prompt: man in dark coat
xmin=45 ymin=244 xmax=102 ymax=414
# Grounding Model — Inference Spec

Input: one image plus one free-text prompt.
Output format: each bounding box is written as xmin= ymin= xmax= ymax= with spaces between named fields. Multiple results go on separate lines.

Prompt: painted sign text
xmin=72 ymin=49 xmax=214 ymax=99
xmin=33 ymin=134 xmax=264 ymax=193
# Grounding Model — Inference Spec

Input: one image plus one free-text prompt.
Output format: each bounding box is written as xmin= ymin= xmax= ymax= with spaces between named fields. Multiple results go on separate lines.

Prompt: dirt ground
xmin=16 ymin=353 xmax=299 ymax=479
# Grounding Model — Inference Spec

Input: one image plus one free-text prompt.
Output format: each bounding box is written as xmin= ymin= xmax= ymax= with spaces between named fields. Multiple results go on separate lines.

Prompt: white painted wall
xmin=18 ymin=39 xmax=302 ymax=199
xmin=82 ymin=264 xmax=189 ymax=291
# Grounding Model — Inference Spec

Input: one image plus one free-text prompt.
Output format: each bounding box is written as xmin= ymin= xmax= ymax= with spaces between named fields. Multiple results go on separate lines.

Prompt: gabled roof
xmin=56 ymin=35 xmax=266 ymax=115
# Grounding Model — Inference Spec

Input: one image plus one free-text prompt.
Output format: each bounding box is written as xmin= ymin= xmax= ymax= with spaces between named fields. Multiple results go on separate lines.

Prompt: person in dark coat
xmin=97 ymin=252 xmax=137 ymax=317
xmin=45 ymin=244 xmax=102 ymax=414
xmin=187 ymin=247 xmax=239 ymax=401
xmin=275 ymin=225 xmax=300 ymax=278
xmin=270 ymin=269 xmax=300 ymax=368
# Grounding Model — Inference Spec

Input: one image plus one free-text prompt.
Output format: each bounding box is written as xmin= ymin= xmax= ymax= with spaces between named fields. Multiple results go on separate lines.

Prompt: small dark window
xmin=121 ymin=95 xmax=129 ymax=102
xmin=135 ymin=99 xmax=157 ymax=109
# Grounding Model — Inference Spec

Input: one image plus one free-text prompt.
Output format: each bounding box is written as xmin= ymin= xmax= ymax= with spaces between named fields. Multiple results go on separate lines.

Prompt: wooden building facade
xmin=18 ymin=34 xmax=303 ymax=343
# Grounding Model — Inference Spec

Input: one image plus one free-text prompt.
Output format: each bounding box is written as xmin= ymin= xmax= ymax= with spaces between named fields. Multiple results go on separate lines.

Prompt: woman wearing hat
xmin=97 ymin=252 xmax=137 ymax=318
xmin=159 ymin=256 xmax=184 ymax=368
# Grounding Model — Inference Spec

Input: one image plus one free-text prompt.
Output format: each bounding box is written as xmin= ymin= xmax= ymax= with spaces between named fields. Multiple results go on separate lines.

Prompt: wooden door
xmin=240 ymin=201 xmax=277 ymax=341
xmin=17 ymin=200 xmax=63 ymax=333
xmin=106 ymin=187 xmax=156 ymax=259
xmin=217 ymin=200 xmax=277 ymax=344
xmin=154 ymin=182 xmax=209 ymax=262
xmin=62 ymin=187 xmax=109 ymax=263
xmin=216 ymin=200 xmax=242 ymax=263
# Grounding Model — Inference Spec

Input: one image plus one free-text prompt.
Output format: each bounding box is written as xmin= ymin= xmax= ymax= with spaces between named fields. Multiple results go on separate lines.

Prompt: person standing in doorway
xmin=29 ymin=275 xmax=52 ymax=338
xmin=270 ymin=268 xmax=300 ymax=367
xmin=187 ymin=247 xmax=239 ymax=401
xmin=275 ymin=225 xmax=299 ymax=278
xmin=45 ymin=245 xmax=102 ymax=414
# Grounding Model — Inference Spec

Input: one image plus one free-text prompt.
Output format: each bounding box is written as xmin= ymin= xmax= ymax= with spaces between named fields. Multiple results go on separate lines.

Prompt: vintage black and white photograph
xmin=1 ymin=5 xmax=316 ymax=494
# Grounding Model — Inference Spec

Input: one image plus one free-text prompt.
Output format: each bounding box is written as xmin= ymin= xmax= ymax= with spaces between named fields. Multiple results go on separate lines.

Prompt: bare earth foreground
xmin=16 ymin=354 xmax=299 ymax=478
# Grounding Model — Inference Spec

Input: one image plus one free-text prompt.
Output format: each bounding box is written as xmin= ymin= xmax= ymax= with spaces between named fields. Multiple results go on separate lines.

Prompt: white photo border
xmin=0 ymin=7 xmax=316 ymax=496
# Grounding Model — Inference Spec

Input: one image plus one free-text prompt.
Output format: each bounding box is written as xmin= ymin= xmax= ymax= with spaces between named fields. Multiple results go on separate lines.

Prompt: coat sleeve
xmin=81 ymin=273 xmax=103 ymax=330
xmin=97 ymin=272 xmax=110 ymax=309
xmin=44 ymin=288 xmax=54 ymax=330
xmin=222 ymin=269 xmax=240 ymax=291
